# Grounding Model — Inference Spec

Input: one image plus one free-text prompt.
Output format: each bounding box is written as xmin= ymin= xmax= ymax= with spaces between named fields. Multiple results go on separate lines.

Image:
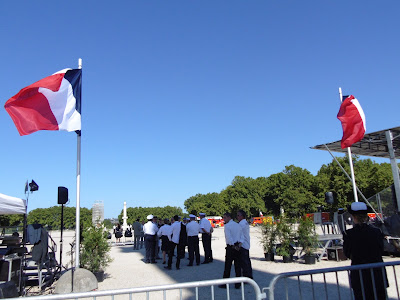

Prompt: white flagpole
xmin=339 ymin=87 xmax=359 ymax=202
xmin=75 ymin=58 xmax=82 ymax=268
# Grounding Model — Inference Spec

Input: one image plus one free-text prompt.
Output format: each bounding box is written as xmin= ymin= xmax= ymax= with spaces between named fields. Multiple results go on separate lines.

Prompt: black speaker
xmin=58 ymin=186 xmax=68 ymax=204
xmin=325 ymin=192 xmax=334 ymax=204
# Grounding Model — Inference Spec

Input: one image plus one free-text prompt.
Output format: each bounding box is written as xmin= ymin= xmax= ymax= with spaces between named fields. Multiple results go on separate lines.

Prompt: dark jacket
xmin=343 ymin=223 xmax=387 ymax=300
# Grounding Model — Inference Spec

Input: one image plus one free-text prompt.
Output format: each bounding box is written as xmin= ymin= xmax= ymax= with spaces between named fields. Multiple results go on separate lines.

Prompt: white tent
xmin=0 ymin=193 xmax=27 ymax=215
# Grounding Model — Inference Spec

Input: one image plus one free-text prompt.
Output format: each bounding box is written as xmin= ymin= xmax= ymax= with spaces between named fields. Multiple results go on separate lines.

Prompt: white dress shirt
xmin=157 ymin=224 xmax=172 ymax=237
xmin=169 ymin=221 xmax=181 ymax=244
xmin=199 ymin=217 xmax=212 ymax=234
xmin=143 ymin=221 xmax=158 ymax=235
xmin=239 ymin=219 xmax=250 ymax=250
xmin=224 ymin=219 xmax=243 ymax=246
xmin=186 ymin=220 xmax=200 ymax=237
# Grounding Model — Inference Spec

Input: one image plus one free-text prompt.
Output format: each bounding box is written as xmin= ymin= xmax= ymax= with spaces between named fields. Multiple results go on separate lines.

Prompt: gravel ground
xmin=49 ymin=227 xmax=400 ymax=299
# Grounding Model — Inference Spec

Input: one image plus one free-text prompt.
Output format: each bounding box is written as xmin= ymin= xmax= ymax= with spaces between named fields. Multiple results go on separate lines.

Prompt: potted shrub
xmin=80 ymin=224 xmax=113 ymax=282
xmin=297 ymin=215 xmax=318 ymax=264
xmin=275 ymin=217 xmax=295 ymax=263
xmin=260 ymin=218 xmax=277 ymax=261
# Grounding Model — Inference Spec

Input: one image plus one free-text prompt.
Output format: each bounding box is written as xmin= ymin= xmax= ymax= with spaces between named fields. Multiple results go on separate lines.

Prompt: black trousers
xmin=239 ymin=247 xmax=253 ymax=278
xmin=223 ymin=245 xmax=241 ymax=278
xmin=144 ymin=234 xmax=156 ymax=262
xmin=202 ymin=233 xmax=213 ymax=262
xmin=167 ymin=242 xmax=180 ymax=268
xmin=187 ymin=236 xmax=200 ymax=265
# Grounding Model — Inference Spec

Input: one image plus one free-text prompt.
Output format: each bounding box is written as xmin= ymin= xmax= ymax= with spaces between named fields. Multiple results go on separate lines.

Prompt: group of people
xmin=139 ymin=210 xmax=253 ymax=288
xmin=141 ymin=213 xmax=213 ymax=269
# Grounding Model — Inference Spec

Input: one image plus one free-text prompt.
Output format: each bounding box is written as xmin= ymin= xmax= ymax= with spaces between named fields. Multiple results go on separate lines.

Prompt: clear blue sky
xmin=1 ymin=1 xmax=399 ymax=218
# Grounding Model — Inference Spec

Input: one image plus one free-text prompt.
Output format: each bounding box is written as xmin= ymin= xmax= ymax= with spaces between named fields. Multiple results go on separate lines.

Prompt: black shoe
xmin=218 ymin=285 xmax=227 ymax=289
xmin=201 ymin=261 xmax=209 ymax=264
xmin=176 ymin=266 xmax=180 ymax=270
xmin=164 ymin=266 xmax=171 ymax=270
xmin=209 ymin=259 xmax=213 ymax=262
xmin=151 ymin=261 xmax=156 ymax=264
xmin=162 ymin=261 xmax=166 ymax=264
xmin=145 ymin=261 xmax=150 ymax=264
xmin=196 ymin=262 xmax=200 ymax=266
xmin=235 ymin=283 xmax=241 ymax=289
xmin=187 ymin=264 xmax=193 ymax=266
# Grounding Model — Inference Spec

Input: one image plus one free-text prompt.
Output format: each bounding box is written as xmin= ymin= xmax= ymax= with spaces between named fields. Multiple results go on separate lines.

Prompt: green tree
xmin=220 ymin=176 xmax=267 ymax=218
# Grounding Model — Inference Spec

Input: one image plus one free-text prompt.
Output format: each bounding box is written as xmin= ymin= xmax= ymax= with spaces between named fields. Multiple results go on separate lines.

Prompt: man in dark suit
xmin=343 ymin=202 xmax=388 ymax=300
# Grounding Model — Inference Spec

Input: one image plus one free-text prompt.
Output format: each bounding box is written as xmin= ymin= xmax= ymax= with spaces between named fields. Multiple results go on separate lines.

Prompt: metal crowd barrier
xmin=263 ymin=261 xmax=400 ymax=300
xmin=10 ymin=277 xmax=264 ymax=300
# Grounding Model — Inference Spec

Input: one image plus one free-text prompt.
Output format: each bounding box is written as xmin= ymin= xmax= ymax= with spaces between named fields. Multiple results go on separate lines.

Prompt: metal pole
xmin=385 ymin=130 xmax=400 ymax=212
xmin=75 ymin=58 xmax=82 ymax=268
xmin=339 ymin=87 xmax=358 ymax=202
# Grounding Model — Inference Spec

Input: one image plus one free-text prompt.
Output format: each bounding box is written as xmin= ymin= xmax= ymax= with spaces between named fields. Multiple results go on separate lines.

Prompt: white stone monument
xmin=122 ymin=201 xmax=128 ymax=230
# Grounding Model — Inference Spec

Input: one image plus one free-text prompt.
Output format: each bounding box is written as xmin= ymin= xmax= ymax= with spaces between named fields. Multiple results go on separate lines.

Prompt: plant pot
xmin=264 ymin=252 xmax=275 ymax=261
xmin=93 ymin=270 xmax=105 ymax=282
xmin=282 ymin=256 xmax=292 ymax=263
xmin=304 ymin=254 xmax=316 ymax=265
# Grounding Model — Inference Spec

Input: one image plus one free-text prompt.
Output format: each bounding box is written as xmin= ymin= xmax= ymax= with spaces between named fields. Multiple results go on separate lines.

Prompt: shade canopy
xmin=311 ymin=126 xmax=400 ymax=158
xmin=0 ymin=193 xmax=27 ymax=215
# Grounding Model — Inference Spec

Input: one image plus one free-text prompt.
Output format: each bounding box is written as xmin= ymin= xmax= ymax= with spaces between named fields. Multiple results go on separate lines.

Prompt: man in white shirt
xmin=219 ymin=212 xmax=243 ymax=289
xmin=165 ymin=215 xmax=181 ymax=270
xmin=199 ymin=213 xmax=213 ymax=263
xmin=237 ymin=210 xmax=253 ymax=279
xmin=143 ymin=214 xmax=159 ymax=264
xmin=186 ymin=214 xmax=200 ymax=266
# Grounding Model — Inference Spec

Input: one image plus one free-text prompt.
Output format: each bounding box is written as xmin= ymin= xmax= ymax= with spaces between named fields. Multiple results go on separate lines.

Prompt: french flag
xmin=337 ymin=95 xmax=366 ymax=149
xmin=4 ymin=69 xmax=82 ymax=136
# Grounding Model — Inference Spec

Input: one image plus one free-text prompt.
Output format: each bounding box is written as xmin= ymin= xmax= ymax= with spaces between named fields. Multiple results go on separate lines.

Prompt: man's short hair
xmin=173 ymin=215 xmax=179 ymax=221
xmin=224 ymin=212 xmax=232 ymax=219
xmin=237 ymin=210 xmax=246 ymax=219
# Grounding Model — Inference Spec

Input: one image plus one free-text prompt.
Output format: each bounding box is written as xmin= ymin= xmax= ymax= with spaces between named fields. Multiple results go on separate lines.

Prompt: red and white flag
xmin=4 ymin=69 xmax=82 ymax=136
xmin=337 ymin=95 xmax=366 ymax=149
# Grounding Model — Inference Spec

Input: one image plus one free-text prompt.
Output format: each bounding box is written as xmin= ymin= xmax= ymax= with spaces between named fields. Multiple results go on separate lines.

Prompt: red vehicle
xmin=207 ymin=216 xmax=224 ymax=228
xmin=251 ymin=216 xmax=274 ymax=226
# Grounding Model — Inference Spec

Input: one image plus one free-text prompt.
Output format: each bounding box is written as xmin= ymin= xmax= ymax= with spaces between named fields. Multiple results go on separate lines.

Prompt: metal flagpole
xmin=339 ymin=87 xmax=358 ymax=202
xmin=75 ymin=58 xmax=82 ymax=268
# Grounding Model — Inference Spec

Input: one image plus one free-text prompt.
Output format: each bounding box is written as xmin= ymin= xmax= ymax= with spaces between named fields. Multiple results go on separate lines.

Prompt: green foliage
xmin=297 ymin=216 xmax=318 ymax=255
xmin=260 ymin=220 xmax=277 ymax=253
xmin=275 ymin=217 xmax=295 ymax=257
xmin=122 ymin=206 xmax=185 ymax=224
xmin=80 ymin=224 xmax=112 ymax=272
xmin=220 ymin=176 xmax=267 ymax=218
xmin=27 ymin=206 xmax=92 ymax=230
xmin=184 ymin=193 xmax=225 ymax=216
xmin=0 ymin=215 xmax=24 ymax=226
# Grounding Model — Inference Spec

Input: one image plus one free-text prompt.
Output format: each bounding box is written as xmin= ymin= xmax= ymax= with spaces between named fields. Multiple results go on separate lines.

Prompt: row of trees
xmin=0 ymin=206 xmax=92 ymax=229
xmin=184 ymin=157 xmax=394 ymax=219
xmin=1 ymin=157 xmax=395 ymax=227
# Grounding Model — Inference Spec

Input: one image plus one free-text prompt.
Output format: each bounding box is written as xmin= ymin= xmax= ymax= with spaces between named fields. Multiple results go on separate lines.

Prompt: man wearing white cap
xmin=143 ymin=214 xmax=158 ymax=264
xmin=186 ymin=214 xmax=200 ymax=266
xmin=343 ymin=202 xmax=387 ymax=300
xmin=199 ymin=212 xmax=213 ymax=263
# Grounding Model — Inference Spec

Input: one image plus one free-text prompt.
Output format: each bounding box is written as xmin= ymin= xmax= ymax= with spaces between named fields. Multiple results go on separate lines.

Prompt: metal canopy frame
xmin=311 ymin=126 xmax=400 ymax=213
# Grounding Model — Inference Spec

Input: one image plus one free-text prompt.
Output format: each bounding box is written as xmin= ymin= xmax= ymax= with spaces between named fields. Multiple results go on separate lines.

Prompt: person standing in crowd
xmin=157 ymin=218 xmax=172 ymax=264
xmin=140 ymin=220 xmax=145 ymax=248
xmin=114 ymin=223 xmax=122 ymax=243
xmin=199 ymin=213 xmax=213 ymax=263
xmin=143 ymin=215 xmax=158 ymax=264
xmin=165 ymin=215 xmax=181 ymax=270
xmin=132 ymin=218 xmax=142 ymax=250
xmin=178 ymin=216 xmax=187 ymax=259
xmin=153 ymin=216 xmax=161 ymax=260
xmin=237 ymin=210 xmax=253 ymax=279
xmin=219 ymin=212 xmax=243 ymax=289
xmin=343 ymin=202 xmax=388 ymax=300
xmin=186 ymin=214 xmax=200 ymax=266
